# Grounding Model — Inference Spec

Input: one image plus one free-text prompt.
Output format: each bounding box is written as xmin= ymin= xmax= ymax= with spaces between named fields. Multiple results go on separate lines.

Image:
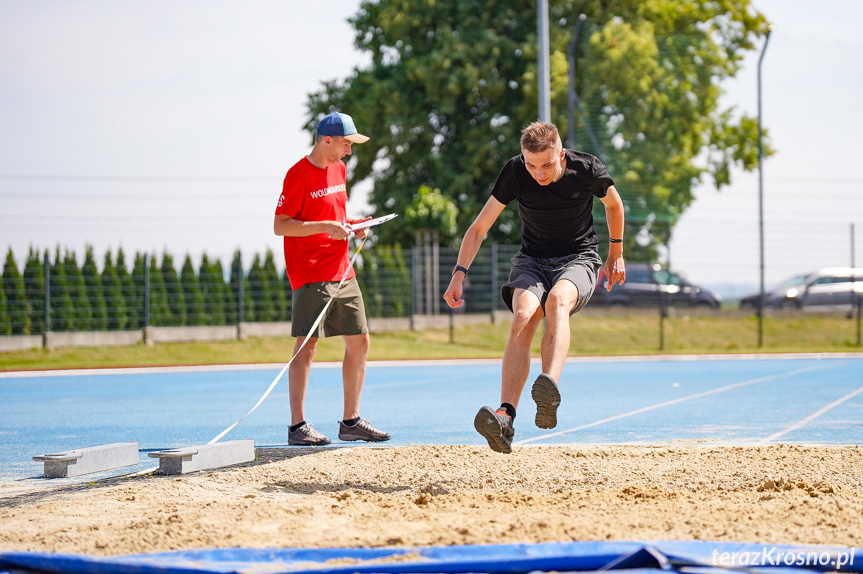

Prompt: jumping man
xmin=443 ymin=121 xmax=626 ymax=453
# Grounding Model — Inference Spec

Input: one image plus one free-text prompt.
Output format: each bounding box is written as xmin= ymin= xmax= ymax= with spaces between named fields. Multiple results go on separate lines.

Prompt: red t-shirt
xmin=275 ymin=157 xmax=355 ymax=290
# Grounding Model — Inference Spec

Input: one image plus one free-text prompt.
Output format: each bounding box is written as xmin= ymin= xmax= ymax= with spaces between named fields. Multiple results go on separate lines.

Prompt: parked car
xmin=739 ymin=267 xmax=863 ymax=310
xmin=738 ymin=273 xmax=809 ymax=309
xmin=592 ymin=263 xmax=722 ymax=308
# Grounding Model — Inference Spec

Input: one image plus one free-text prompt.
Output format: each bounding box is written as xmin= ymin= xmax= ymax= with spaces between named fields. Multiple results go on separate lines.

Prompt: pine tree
xmin=0 ymin=266 xmax=12 ymax=335
xmin=119 ymin=249 xmax=140 ymax=328
xmin=280 ymin=265 xmax=292 ymax=321
xmin=148 ymin=254 xmax=170 ymax=326
xmin=160 ymin=252 xmax=185 ymax=326
xmin=216 ymin=259 xmax=232 ymax=325
xmin=181 ymin=255 xmax=206 ymax=326
xmin=0 ymin=269 xmax=11 ymax=335
xmin=63 ymin=250 xmax=91 ymax=331
xmin=50 ymin=247 xmax=74 ymax=331
xmin=228 ymin=250 xmax=245 ymax=324
xmin=199 ymin=253 xmax=227 ymax=326
xmin=102 ymin=249 xmax=128 ymax=331
xmin=263 ymin=248 xmax=287 ymax=321
xmin=22 ymin=247 xmax=45 ymax=335
xmin=248 ymin=254 xmax=276 ymax=322
xmin=2 ymin=248 xmax=29 ymax=335
xmin=82 ymin=246 xmax=108 ymax=331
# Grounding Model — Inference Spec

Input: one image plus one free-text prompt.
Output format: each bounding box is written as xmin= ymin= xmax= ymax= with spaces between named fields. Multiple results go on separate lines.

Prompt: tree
xmin=248 ymin=254 xmax=276 ymax=323
xmin=199 ymin=253 xmax=227 ymax=326
xmin=404 ymin=186 xmax=459 ymax=244
xmin=279 ymin=266 xmax=293 ymax=321
xmin=263 ymin=248 xmax=288 ymax=321
xmin=117 ymin=248 xmax=138 ymax=328
xmin=130 ymin=252 xmax=148 ymax=328
xmin=102 ymin=249 xmax=129 ymax=331
xmin=148 ymin=254 xmax=170 ymax=327
xmin=2 ymin=249 xmax=29 ymax=335
xmin=306 ymin=0 xmax=770 ymax=249
xmin=0 ymin=275 xmax=10 ymax=336
xmin=181 ymin=255 xmax=206 ymax=326
xmin=160 ymin=251 xmax=185 ymax=326
xmin=63 ymin=250 xmax=92 ymax=331
xmin=50 ymin=248 xmax=74 ymax=331
xmin=82 ymin=246 xmax=108 ymax=331
xmin=228 ymin=251 xmax=244 ymax=324
xmin=356 ymin=248 xmax=383 ymax=318
xmin=22 ymin=247 xmax=45 ymax=335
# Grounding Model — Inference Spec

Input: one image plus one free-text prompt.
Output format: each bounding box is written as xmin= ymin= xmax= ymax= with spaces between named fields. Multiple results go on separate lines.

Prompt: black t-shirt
xmin=491 ymin=149 xmax=614 ymax=258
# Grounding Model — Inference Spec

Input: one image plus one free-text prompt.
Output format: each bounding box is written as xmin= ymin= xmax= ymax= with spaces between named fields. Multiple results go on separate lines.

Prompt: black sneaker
xmin=288 ymin=423 xmax=332 ymax=446
xmin=531 ymin=373 xmax=561 ymax=429
xmin=338 ymin=418 xmax=391 ymax=442
xmin=473 ymin=406 xmax=515 ymax=454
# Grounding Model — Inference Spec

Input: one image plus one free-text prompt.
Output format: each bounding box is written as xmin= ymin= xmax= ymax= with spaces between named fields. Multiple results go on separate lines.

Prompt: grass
xmin=1 ymin=310 xmax=860 ymax=372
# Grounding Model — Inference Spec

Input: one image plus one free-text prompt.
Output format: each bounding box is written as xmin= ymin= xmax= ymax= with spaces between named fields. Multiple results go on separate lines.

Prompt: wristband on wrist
xmin=452 ymin=265 xmax=469 ymax=276
xmin=609 ymin=238 xmax=623 ymax=243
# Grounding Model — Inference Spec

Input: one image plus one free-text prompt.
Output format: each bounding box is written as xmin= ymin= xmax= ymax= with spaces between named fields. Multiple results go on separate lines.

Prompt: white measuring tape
xmin=124 ymin=236 xmax=370 ymax=478
xmin=208 ymin=235 xmax=369 ymax=444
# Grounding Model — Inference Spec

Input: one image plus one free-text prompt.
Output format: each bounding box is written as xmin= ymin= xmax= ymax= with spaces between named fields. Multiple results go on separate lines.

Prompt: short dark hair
xmin=520 ymin=121 xmax=560 ymax=153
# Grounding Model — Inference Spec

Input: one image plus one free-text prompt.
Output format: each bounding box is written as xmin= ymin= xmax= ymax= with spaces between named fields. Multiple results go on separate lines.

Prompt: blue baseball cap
xmin=315 ymin=112 xmax=370 ymax=144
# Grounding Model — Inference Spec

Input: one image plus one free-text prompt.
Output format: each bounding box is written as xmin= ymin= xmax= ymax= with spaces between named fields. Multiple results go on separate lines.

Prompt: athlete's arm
xmin=443 ymin=197 xmax=506 ymax=308
xmin=599 ymin=186 xmax=626 ymax=290
xmin=273 ymin=214 xmax=350 ymax=240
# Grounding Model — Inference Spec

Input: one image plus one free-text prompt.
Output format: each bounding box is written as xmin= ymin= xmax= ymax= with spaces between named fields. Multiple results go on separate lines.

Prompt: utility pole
xmin=537 ymin=0 xmax=551 ymax=121
xmin=567 ymin=14 xmax=587 ymax=148
xmin=756 ymin=25 xmax=773 ymax=347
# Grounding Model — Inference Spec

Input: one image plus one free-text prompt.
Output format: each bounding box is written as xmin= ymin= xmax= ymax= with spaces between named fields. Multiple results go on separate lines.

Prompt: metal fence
xmin=0 ymin=244 xmax=523 ymax=336
xmin=2 ymin=241 xmax=861 ymax=350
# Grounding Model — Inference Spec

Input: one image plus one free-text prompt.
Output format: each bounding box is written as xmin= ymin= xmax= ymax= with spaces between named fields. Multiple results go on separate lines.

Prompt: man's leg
xmin=475 ymin=288 xmax=544 ymax=454
xmin=540 ymin=280 xmax=579 ymax=381
xmin=501 ymin=287 xmax=545 ymax=407
xmin=338 ymin=332 xmax=390 ymax=442
xmin=288 ymin=336 xmax=318 ymax=426
xmin=531 ymin=280 xmax=578 ymax=429
xmin=341 ymin=333 xmax=370 ymax=421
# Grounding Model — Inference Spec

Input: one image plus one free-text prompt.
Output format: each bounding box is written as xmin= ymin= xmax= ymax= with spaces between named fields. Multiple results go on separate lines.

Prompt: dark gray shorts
xmin=501 ymin=250 xmax=602 ymax=316
xmin=291 ymin=277 xmax=368 ymax=338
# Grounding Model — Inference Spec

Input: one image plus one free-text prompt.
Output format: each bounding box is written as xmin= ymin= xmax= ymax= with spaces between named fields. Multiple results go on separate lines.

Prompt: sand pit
xmin=1 ymin=444 xmax=862 ymax=556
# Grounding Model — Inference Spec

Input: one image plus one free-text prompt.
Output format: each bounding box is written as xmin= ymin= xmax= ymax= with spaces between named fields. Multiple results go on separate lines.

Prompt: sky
xmin=1 ymin=0 xmax=861 ymax=298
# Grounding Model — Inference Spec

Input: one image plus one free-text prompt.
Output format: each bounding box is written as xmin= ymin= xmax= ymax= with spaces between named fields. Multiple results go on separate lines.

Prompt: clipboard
xmin=347 ymin=213 xmax=398 ymax=232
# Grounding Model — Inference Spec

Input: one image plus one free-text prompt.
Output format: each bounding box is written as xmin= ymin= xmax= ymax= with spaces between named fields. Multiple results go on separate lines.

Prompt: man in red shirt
xmin=274 ymin=112 xmax=390 ymax=446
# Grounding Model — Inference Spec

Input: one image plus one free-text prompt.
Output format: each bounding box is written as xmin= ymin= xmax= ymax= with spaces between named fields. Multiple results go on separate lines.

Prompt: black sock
xmin=343 ymin=417 xmax=360 ymax=426
xmin=499 ymin=403 xmax=516 ymax=420
xmin=289 ymin=421 xmax=306 ymax=433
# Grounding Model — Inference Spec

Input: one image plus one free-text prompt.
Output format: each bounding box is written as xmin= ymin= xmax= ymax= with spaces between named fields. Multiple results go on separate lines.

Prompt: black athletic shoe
xmin=474 ymin=406 xmax=515 ymax=454
xmin=531 ymin=373 xmax=561 ymax=429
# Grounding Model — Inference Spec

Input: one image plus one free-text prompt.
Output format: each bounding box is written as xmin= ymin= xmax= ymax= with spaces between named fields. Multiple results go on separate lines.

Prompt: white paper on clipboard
xmin=347 ymin=213 xmax=398 ymax=232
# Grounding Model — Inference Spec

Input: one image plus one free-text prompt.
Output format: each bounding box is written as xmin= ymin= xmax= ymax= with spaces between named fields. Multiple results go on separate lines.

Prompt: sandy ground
xmin=1 ymin=444 xmax=862 ymax=557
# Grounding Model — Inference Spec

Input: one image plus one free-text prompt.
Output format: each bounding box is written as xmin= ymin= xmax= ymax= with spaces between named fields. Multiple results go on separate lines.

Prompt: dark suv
xmin=592 ymin=263 xmax=722 ymax=308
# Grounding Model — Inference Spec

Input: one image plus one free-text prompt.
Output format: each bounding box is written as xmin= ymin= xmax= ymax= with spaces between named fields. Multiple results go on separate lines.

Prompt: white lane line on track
xmin=758 ymin=383 xmax=863 ymax=444
xmin=514 ymin=362 xmax=845 ymax=446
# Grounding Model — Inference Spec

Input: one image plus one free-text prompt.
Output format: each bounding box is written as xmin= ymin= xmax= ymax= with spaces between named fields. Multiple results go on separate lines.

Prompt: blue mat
xmin=1 ymin=541 xmax=861 ymax=574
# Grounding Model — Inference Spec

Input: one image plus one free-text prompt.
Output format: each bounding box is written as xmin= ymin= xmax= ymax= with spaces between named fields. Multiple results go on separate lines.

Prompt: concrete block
xmin=147 ymin=440 xmax=255 ymax=475
xmin=33 ymin=442 xmax=139 ymax=478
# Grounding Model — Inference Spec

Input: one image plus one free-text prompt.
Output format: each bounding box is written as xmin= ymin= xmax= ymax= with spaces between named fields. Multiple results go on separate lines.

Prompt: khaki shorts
xmin=291 ymin=278 xmax=368 ymax=338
